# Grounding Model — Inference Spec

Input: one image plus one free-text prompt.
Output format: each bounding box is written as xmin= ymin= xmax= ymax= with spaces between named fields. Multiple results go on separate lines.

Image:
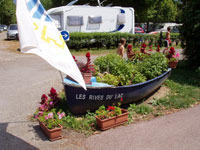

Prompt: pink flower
xmin=121 ymin=97 xmax=123 ymax=102
xmin=176 ymin=52 xmax=180 ymax=58
xmin=34 ymin=115 xmax=38 ymax=119
xmin=39 ymin=104 xmax=45 ymax=111
xmin=49 ymin=101 xmax=53 ymax=105
xmin=61 ymin=112 xmax=65 ymax=117
xmin=57 ymin=112 xmax=65 ymax=119
xmin=45 ymin=116 xmax=48 ymax=120
xmin=38 ymin=111 xmax=43 ymax=116
xmin=58 ymin=115 xmax=62 ymax=119
xmin=48 ymin=112 xmax=53 ymax=119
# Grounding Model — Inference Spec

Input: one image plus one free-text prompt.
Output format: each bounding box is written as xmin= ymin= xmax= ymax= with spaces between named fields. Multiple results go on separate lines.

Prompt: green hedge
xmin=67 ymin=32 xmax=180 ymax=50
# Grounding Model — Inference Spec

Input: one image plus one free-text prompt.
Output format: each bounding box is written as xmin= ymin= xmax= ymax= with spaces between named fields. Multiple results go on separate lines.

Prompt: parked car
xmin=0 ymin=25 xmax=7 ymax=31
xmin=7 ymin=24 xmax=18 ymax=40
xmin=135 ymin=27 xmax=145 ymax=34
xmin=148 ymin=23 xmax=182 ymax=34
xmin=170 ymin=25 xmax=181 ymax=33
xmin=0 ymin=27 xmax=3 ymax=32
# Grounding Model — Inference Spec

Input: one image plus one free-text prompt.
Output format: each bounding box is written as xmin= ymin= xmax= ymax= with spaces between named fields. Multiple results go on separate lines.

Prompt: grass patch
xmin=128 ymin=104 xmax=153 ymax=115
xmin=152 ymin=61 xmax=200 ymax=109
xmin=70 ymin=48 xmax=116 ymax=56
xmin=70 ymin=44 xmax=182 ymax=56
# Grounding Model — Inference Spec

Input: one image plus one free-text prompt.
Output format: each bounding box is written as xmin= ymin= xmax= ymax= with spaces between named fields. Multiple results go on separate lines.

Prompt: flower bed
xmin=94 ymin=48 xmax=168 ymax=86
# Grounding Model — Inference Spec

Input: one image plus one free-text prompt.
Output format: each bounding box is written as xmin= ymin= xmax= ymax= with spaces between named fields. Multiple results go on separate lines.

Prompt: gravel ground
xmin=1 ymin=31 xmax=199 ymax=150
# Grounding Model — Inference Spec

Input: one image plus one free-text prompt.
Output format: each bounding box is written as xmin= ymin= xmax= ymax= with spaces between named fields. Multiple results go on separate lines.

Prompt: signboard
xmin=61 ymin=30 xmax=70 ymax=41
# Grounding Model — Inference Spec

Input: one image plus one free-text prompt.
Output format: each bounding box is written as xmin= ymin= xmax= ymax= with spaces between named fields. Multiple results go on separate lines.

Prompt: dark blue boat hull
xmin=63 ymin=68 xmax=171 ymax=114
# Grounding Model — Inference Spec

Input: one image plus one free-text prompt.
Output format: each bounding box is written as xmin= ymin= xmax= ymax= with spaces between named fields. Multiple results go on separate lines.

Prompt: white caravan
xmin=47 ymin=3 xmax=135 ymax=33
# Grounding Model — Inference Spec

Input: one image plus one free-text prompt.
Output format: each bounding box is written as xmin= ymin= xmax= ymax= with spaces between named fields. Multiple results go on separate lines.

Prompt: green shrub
xmin=68 ymin=32 xmax=161 ymax=50
xmin=136 ymin=52 xmax=168 ymax=80
xmin=96 ymin=73 xmax=120 ymax=86
xmin=94 ymin=54 xmax=146 ymax=86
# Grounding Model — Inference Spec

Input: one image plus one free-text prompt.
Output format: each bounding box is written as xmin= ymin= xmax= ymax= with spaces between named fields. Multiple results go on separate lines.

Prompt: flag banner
xmin=16 ymin=0 xmax=86 ymax=89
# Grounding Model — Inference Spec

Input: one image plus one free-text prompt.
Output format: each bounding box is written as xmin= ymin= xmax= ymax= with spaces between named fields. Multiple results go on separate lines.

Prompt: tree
xmin=154 ymin=0 xmax=177 ymax=23
xmin=0 ymin=0 xmax=16 ymax=25
xmin=181 ymin=0 xmax=200 ymax=69
xmin=40 ymin=0 xmax=53 ymax=10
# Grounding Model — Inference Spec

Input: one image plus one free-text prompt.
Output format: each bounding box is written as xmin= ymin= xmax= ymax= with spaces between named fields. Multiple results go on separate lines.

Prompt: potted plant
xmin=33 ymin=88 xmax=64 ymax=141
xmin=95 ymin=99 xmax=129 ymax=130
xmin=38 ymin=111 xmax=65 ymax=141
xmin=74 ymin=52 xmax=95 ymax=84
xmin=167 ymin=48 xmax=180 ymax=69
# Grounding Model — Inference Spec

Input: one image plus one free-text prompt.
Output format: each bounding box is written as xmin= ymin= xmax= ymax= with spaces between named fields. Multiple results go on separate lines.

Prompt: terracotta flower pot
xmin=95 ymin=109 xmax=129 ymax=130
xmin=169 ymin=61 xmax=178 ymax=69
xmin=39 ymin=122 xmax=63 ymax=141
xmin=82 ymin=72 xmax=92 ymax=84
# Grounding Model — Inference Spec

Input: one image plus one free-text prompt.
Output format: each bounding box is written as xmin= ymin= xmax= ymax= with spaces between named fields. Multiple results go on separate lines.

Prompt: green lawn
xmin=70 ymin=44 xmax=182 ymax=56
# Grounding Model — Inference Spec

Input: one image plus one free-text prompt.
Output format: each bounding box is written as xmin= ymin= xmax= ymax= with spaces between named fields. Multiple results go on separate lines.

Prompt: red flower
xmin=156 ymin=45 xmax=160 ymax=52
xmin=140 ymin=48 xmax=145 ymax=53
xmin=40 ymin=94 xmax=48 ymax=104
xmin=120 ymin=97 xmax=123 ymax=102
xmin=127 ymin=44 xmax=132 ymax=50
xmin=80 ymin=52 xmax=95 ymax=73
xmin=50 ymin=87 xmax=57 ymax=95
xmin=141 ymin=43 xmax=146 ymax=48
xmin=148 ymin=45 xmax=153 ymax=51
xmin=73 ymin=56 xmax=77 ymax=62
xmin=169 ymin=47 xmax=175 ymax=55
xmin=86 ymin=52 xmax=90 ymax=58
xmin=107 ymin=106 xmax=115 ymax=111
xmin=48 ymin=87 xmax=58 ymax=100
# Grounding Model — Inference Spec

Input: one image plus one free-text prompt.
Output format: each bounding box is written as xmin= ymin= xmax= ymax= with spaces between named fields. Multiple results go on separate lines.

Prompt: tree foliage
xmin=0 ymin=0 xmax=180 ymax=25
xmin=181 ymin=0 xmax=200 ymax=69
xmin=0 ymin=0 xmax=16 ymax=25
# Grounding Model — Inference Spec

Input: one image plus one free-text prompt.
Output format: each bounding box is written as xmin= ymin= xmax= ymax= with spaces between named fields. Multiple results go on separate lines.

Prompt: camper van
xmin=47 ymin=2 xmax=135 ymax=33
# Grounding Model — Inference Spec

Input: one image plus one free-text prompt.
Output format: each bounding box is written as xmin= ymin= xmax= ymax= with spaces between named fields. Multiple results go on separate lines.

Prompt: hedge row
xmin=66 ymin=32 xmax=180 ymax=50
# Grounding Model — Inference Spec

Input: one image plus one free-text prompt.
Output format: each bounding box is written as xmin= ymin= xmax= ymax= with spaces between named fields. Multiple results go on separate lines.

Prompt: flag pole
xmin=59 ymin=71 xmax=64 ymax=83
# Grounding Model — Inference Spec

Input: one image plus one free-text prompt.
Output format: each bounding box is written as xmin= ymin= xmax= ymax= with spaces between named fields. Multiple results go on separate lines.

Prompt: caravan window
xmin=49 ymin=14 xmax=61 ymax=29
xmin=117 ymin=14 xmax=126 ymax=24
xmin=87 ymin=16 xmax=102 ymax=30
xmin=67 ymin=16 xmax=83 ymax=26
xmin=88 ymin=16 xmax=102 ymax=24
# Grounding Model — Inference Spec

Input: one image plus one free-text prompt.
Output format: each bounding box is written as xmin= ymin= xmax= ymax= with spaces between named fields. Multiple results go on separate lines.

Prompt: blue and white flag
xmin=16 ymin=0 xmax=86 ymax=89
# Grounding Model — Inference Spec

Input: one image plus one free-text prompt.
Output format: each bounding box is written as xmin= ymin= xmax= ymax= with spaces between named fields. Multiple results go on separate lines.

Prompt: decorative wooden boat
xmin=63 ymin=68 xmax=171 ymax=114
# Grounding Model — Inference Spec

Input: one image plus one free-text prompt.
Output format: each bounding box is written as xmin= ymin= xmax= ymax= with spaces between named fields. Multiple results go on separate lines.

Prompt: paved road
xmin=0 ymin=32 xmax=87 ymax=150
xmin=0 ymin=32 xmax=199 ymax=150
xmin=85 ymin=105 xmax=200 ymax=150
